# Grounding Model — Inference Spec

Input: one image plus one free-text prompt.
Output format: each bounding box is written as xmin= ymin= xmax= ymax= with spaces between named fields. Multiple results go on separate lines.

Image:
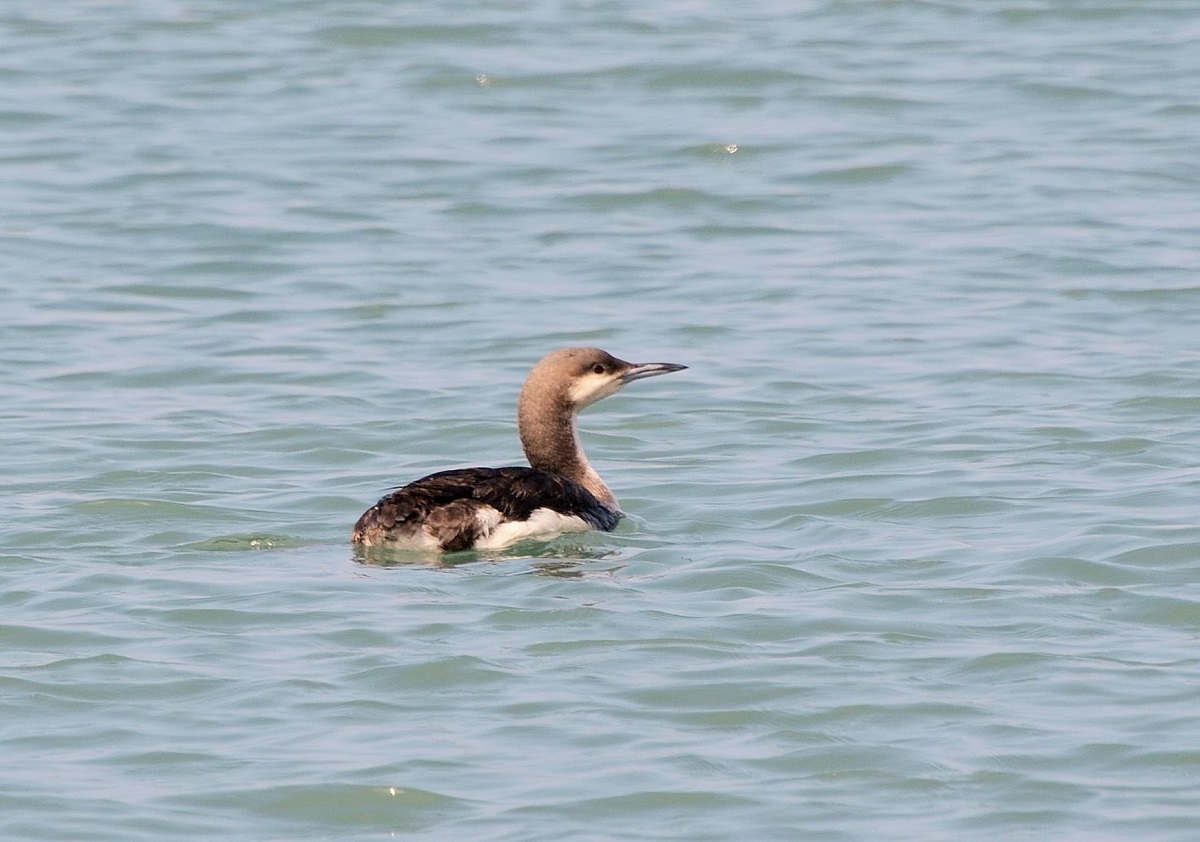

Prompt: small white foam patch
xmin=475 ymin=507 xmax=593 ymax=550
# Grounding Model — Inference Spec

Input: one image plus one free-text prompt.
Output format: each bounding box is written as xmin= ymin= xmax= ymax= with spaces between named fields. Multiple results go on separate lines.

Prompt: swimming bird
xmin=352 ymin=347 xmax=687 ymax=552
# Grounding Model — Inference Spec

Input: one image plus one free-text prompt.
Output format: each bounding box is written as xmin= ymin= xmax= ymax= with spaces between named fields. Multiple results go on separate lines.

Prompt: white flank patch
xmin=474 ymin=507 xmax=593 ymax=550
xmin=473 ymin=505 xmax=505 ymax=535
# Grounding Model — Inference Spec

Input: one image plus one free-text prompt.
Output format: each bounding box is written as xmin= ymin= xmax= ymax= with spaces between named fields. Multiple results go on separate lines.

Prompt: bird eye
xmin=593 ymin=363 xmax=606 ymax=375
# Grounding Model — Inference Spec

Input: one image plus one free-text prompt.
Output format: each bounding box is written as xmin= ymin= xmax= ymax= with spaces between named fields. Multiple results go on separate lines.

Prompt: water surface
xmin=3 ymin=1 xmax=1200 ymax=839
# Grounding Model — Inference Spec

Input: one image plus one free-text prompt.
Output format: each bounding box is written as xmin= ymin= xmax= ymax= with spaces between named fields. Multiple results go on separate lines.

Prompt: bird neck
xmin=518 ymin=393 xmax=617 ymax=510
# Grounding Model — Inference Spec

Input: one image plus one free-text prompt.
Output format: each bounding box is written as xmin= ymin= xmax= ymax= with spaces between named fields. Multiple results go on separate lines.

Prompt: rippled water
xmin=4 ymin=1 xmax=1200 ymax=839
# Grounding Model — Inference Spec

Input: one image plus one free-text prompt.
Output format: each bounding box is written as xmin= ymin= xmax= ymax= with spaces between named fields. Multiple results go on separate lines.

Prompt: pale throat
xmin=567 ymin=423 xmax=617 ymax=510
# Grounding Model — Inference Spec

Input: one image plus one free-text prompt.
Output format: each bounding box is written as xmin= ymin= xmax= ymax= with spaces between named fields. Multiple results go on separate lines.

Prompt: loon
xmin=352 ymin=347 xmax=687 ymax=552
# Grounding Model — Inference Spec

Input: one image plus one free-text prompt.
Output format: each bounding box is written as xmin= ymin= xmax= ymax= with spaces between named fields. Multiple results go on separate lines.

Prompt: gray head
xmin=517 ymin=347 xmax=686 ymax=500
xmin=520 ymin=347 xmax=687 ymax=413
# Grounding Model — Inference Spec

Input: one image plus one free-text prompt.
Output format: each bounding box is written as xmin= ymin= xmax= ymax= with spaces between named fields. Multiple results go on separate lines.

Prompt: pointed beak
xmin=619 ymin=361 xmax=688 ymax=384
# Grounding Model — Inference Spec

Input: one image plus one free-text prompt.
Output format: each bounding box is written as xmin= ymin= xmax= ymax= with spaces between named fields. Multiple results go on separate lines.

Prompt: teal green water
xmin=4 ymin=2 xmax=1200 ymax=839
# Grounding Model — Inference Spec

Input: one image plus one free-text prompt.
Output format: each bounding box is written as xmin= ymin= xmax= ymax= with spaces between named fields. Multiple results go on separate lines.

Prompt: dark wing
xmin=468 ymin=467 xmax=621 ymax=531
xmin=352 ymin=466 xmax=619 ymax=551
